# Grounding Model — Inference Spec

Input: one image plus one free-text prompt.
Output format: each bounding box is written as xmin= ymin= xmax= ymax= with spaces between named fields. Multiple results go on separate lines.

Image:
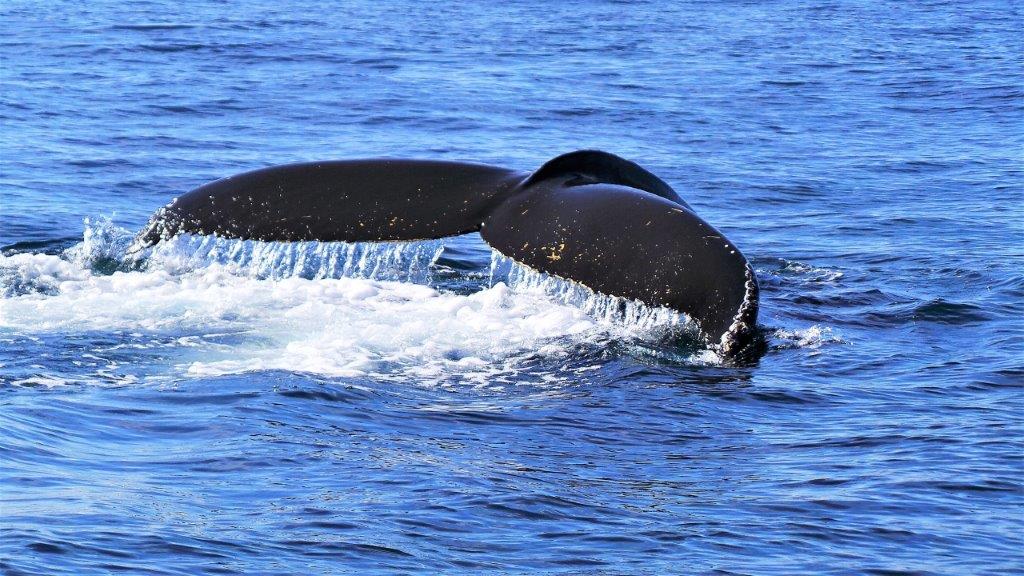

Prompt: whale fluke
xmin=133 ymin=151 xmax=758 ymax=355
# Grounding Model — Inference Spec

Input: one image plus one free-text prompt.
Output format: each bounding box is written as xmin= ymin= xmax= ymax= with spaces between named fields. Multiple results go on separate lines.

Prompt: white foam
xmin=8 ymin=376 xmax=70 ymax=388
xmin=1 ymin=238 xmax=703 ymax=385
xmin=768 ymin=260 xmax=844 ymax=283
xmin=0 ymin=252 xmax=92 ymax=296
xmin=772 ymin=325 xmax=843 ymax=350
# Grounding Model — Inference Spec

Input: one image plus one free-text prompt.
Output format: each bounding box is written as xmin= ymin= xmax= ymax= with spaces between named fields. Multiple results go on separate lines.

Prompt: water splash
xmin=771 ymin=325 xmax=844 ymax=350
xmin=1 ymin=219 xmax=718 ymax=386
xmin=489 ymin=251 xmax=696 ymax=339
xmin=63 ymin=216 xmax=139 ymax=272
xmin=61 ymin=218 xmax=699 ymax=339
xmin=142 ymin=233 xmax=446 ymax=283
xmin=757 ymin=258 xmax=844 ymax=286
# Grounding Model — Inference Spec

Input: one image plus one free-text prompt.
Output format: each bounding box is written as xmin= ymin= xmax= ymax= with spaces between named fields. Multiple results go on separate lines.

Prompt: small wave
xmin=770 ymin=326 xmax=844 ymax=350
xmin=110 ymin=24 xmax=198 ymax=31
xmin=911 ymin=298 xmax=991 ymax=324
xmin=137 ymin=43 xmax=208 ymax=53
xmin=850 ymin=297 xmax=995 ymax=328
xmin=6 ymin=375 xmax=72 ymax=388
xmin=351 ymin=58 xmax=401 ymax=71
xmin=145 ymin=104 xmax=204 ymax=115
xmin=1 ymin=236 xmax=82 ymax=256
xmin=761 ymin=79 xmax=810 ymax=87
xmin=66 ymin=159 xmax=139 ymax=169
xmin=758 ymin=258 xmax=844 ymax=285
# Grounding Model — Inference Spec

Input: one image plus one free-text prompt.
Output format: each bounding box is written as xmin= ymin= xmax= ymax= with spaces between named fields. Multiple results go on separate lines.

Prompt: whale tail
xmin=131 ymin=158 xmax=525 ymax=249
xmin=133 ymin=151 xmax=758 ymax=355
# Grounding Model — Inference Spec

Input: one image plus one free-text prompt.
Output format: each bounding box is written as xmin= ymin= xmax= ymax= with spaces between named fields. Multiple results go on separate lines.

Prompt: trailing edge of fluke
xmin=133 ymin=150 xmax=759 ymax=356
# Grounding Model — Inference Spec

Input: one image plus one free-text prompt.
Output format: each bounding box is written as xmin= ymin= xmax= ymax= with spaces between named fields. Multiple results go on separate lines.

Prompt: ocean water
xmin=1 ymin=0 xmax=1022 ymax=574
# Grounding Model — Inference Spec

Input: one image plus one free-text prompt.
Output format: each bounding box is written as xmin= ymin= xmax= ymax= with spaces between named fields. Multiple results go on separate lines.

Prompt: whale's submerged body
xmin=134 ymin=150 xmax=759 ymax=356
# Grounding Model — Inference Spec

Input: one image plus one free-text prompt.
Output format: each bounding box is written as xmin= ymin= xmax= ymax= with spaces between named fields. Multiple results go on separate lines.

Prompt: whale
xmin=132 ymin=150 xmax=759 ymax=356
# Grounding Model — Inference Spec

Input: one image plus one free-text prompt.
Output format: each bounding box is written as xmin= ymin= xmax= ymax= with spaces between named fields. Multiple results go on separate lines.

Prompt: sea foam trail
xmin=0 ymin=222 xmax=710 ymax=386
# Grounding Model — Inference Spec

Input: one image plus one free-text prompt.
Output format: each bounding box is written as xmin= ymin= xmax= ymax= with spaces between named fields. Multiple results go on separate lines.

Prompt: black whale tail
xmin=132 ymin=151 xmax=758 ymax=356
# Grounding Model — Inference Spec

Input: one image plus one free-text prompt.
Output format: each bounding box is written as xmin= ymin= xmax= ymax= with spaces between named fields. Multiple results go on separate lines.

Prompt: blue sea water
xmin=1 ymin=0 xmax=1023 ymax=574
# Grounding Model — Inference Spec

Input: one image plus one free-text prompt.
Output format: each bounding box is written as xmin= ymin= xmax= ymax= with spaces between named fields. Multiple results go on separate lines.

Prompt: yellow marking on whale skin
xmin=543 ymin=242 xmax=567 ymax=262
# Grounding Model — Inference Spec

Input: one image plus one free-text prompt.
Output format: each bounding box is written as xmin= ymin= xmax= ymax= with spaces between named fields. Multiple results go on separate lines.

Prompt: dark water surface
xmin=2 ymin=1 xmax=1022 ymax=574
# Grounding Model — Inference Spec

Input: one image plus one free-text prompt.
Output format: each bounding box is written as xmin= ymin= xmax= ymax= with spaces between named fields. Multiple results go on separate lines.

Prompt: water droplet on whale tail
xmin=127 ymin=207 xmax=174 ymax=256
xmin=132 ymin=151 xmax=759 ymax=355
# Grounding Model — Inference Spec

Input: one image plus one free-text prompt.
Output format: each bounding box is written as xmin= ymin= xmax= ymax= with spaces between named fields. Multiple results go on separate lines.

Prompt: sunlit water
xmin=1 ymin=1 xmax=1022 ymax=574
